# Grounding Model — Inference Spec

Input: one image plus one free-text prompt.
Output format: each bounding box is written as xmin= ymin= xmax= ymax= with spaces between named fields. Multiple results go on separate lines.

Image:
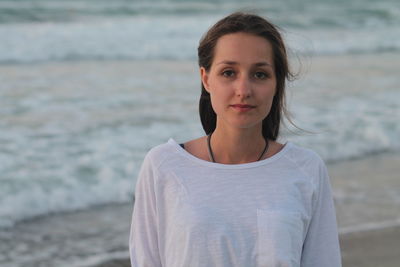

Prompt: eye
xmin=254 ymin=71 xmax=268 ymax=79
xmin=222 ymin=70 xmax=235 ymax=77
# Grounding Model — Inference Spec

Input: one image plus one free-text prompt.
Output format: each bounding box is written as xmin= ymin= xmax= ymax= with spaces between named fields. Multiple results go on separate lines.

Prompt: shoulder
xmin=142 ymin=139 xmax=176 ymax=169
xmin=142 ymin=138 xmax=197 ymax=175
xmin=283 ymin=142 xmax=328 ymax=180
xmin=284 ymin=142 xmax=324 ymax=164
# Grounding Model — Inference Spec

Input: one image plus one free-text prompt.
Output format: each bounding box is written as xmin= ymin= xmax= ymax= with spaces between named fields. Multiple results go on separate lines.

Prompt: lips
xmin=231 ymin=104 xmax=255 ymax=108
xmin=230 ymin=104 xmax=255 ymax=112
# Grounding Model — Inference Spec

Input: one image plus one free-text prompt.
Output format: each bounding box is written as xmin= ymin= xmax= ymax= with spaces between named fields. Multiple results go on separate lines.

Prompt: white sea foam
xmin=0 ymin=5 xmax=400 ymax=64
xmin=339 ymin=218 xmax=400 ymax=235
xmin=70 ymin=251 xmax=129 ymax=267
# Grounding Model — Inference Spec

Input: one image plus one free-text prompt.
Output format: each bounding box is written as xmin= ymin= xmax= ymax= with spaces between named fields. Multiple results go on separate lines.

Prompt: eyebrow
xmin=216 ymin=60 xmax=273 ymax=68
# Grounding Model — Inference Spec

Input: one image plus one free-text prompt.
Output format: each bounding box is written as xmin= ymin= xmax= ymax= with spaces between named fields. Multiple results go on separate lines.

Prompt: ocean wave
xmin=0 ymin=15 xmax=400 ymax=64
xmin=0 ymin=0 xmax=399 ymax=63
xmin=0 ymin=0 xmax=399 ymax=25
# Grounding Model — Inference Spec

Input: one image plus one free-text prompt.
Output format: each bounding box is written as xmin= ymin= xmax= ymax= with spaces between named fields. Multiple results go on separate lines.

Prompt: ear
xmin=200 ymin=67 xmax=211 ymax=93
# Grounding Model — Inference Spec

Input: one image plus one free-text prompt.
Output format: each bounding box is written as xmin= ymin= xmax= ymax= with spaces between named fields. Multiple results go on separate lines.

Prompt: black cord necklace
xmin=206 ymin=132 xmax=269 ymax=163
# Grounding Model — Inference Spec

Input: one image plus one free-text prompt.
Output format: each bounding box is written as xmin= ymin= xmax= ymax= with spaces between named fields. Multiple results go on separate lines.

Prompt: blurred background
xmin=0 ymin=0 xmax=399 ymax=266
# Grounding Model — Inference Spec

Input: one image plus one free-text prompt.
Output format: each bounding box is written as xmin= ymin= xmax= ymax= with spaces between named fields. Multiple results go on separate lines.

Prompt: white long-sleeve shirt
xmin=129 ymin=138 xmax=342 ymax=267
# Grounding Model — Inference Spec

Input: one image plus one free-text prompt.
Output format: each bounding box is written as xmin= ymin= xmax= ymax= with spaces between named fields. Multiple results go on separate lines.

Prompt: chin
xmin=229 ymin=119 xmax=263 ymax=130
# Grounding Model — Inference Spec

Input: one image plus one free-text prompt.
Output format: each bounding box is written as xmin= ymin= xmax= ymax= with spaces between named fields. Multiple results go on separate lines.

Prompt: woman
xmin=129 ymin=12 xmax=342 ymax=267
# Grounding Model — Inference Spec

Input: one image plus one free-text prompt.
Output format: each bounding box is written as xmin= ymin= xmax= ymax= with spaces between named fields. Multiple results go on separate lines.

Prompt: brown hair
xmin=198 ymin=12 xmax=295 ymax=141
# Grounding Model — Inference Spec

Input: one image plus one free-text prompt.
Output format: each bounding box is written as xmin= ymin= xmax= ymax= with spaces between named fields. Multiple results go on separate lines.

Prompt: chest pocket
xmin=256 ymin=209 xmax=304 ymax=267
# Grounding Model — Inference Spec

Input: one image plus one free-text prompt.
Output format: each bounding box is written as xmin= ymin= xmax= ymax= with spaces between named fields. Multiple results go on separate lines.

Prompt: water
xmin=0 ymin=0 xmax=400 ymax=63
xmin=0 ymin=0 xmax=399 ymax=234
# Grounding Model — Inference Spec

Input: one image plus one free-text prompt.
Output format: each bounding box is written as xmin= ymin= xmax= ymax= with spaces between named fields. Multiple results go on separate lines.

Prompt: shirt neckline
xmin=167 ymin=138 xmax=292 ymax=169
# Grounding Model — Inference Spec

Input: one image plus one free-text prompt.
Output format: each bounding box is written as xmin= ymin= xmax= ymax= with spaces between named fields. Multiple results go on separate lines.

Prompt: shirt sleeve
xmin=129 ymin=152 xmax=162 ymax=267
xmin=301 ymin=161 xmax=342 ymax=267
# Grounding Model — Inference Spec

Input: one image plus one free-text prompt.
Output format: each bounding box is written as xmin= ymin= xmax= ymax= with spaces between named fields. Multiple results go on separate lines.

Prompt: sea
xmin=0 ymin=0 xmax=399 ymax=266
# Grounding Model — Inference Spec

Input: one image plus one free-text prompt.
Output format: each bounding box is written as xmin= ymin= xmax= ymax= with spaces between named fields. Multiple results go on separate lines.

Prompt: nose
xmin=235 ymin=75 xmax=252 ymax=98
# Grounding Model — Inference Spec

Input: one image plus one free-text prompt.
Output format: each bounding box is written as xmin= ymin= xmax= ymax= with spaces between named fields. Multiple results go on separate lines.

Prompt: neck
xmin=210 ymin=126 xmax=267 ymax=164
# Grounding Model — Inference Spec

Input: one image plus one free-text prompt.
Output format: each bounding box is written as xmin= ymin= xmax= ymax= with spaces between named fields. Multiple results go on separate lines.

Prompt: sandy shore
xmin=340 ymin=225 xmax=400 ymax=267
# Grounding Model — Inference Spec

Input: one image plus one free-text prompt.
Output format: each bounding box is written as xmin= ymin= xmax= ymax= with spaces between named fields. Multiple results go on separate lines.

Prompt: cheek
xmin=209 ymin=91 xmax=224 ymax=112
xmin=209 ymin=80 xmax=230 ymax=100
xmin=260 ymin=87 xmax=276 ymax=113
xmin=208 ymin=90 xmax=232 ymax=116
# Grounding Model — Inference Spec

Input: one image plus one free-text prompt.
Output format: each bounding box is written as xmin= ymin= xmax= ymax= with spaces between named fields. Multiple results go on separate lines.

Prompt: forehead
xmin=213 ymin=32 xmax=274 ymax=64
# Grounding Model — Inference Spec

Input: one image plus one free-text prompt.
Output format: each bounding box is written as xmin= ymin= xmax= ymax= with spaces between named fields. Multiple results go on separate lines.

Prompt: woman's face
xmin=200 ymin=32 xmax=277 ymax=131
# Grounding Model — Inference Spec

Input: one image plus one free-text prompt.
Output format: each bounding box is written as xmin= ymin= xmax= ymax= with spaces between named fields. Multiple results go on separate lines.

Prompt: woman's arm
xmin=301 ymin=161 xmax=342 ymax=266
xmin=129 ymin=153 xmax=162 ymax=267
